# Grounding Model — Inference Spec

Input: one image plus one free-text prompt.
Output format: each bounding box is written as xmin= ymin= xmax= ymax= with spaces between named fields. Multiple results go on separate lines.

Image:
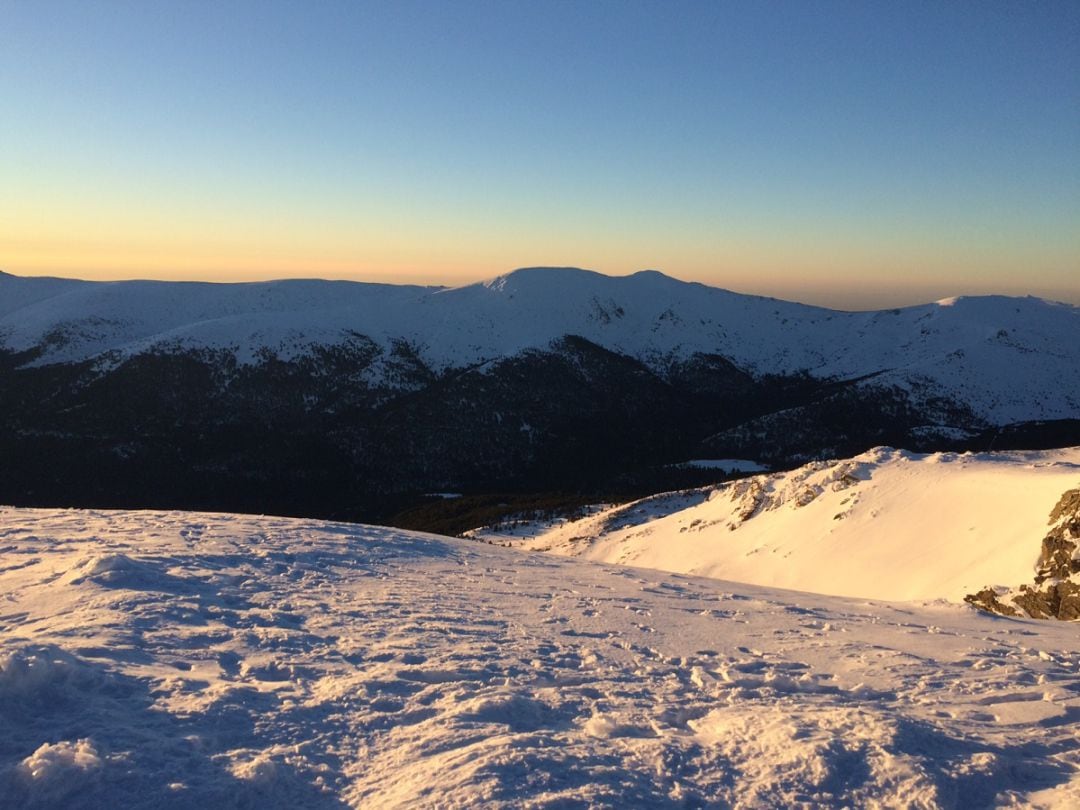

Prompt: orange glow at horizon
xmin=4 ymin=187 xmax=1078 ymax=310
xmin=4 ymin=233 xmax=1079 ymax=312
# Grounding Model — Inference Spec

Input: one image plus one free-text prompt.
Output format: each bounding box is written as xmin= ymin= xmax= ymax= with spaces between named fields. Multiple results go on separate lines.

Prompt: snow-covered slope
xmin=3 ymin=507 xmax=1080 ymax=807
xmin=2 ymin=268 xmax=1079 ymax=422
xmin=469 ymin=446 xmax=1080 ymax=606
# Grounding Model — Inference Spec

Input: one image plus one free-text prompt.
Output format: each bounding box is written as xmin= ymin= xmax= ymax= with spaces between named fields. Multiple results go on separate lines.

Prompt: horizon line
xmin=3 ymin=264 xmax=1079 ymax=313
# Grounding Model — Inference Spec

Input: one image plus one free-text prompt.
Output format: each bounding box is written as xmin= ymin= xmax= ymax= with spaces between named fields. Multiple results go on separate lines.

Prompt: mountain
xmin=3 ymin=267 xmax=1080 ymax=423
xmin=467 ymin=445 xmax=1080 ymax=618
xmin=2 ymin=268 xmax=1079 ymax=520
xmin=4 ymin=506 xmax=1080 ymax=807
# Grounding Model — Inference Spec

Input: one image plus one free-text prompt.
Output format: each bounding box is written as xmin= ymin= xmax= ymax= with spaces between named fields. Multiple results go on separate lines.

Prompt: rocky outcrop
xmin=965 ymin=488 xmax=1080 ymax=620
xmin=963 ymin=587 xmax=1021 ymax=618
xmin=1035 ymin=489 xmax=1080 ymax=583
xmin=1011 ymin=581 xmax=1080 ymax=621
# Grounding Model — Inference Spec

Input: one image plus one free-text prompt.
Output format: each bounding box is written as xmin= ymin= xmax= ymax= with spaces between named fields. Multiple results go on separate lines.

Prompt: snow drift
xmin=468 ymin=446 xmax=1080 ymax=610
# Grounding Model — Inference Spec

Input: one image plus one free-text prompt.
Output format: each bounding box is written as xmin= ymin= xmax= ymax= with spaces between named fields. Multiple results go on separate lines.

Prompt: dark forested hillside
xmin=5 ymin=337 xmax=1071 ymax=529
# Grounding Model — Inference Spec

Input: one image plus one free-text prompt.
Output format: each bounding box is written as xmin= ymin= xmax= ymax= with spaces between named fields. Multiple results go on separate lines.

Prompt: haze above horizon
xmin=3 ymin=1 xmax=1078 ymax=310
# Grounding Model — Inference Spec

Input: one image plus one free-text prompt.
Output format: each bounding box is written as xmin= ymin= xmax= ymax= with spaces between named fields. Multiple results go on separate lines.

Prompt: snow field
xmin=475 ymin=446 xmax=1080 ymax=604
xmin=2 ymin=508 xmax=1080 ymax=807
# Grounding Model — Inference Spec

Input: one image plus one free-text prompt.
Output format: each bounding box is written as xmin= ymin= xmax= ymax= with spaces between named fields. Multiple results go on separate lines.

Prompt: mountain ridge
xmin=2 ymin=267 xmax=1078 ymax=424
xmin=2 ymin=267 xmax=1079 ymax=520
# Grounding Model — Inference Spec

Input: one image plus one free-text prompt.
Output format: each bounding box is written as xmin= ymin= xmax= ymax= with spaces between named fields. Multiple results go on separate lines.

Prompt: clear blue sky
xmin=3 ymin=0 xmax=1078 ymax=308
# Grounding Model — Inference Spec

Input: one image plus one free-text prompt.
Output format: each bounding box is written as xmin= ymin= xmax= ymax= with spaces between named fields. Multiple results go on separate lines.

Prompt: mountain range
xmin=5 ymin=267 xmax=1080 ymax=805
xmin=2 ymin=268 xmax=1079 ymax=523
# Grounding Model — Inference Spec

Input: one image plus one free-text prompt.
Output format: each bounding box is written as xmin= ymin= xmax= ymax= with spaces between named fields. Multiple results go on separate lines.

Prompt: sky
xmin=2 ymin=0 xmax=1078 ymax=309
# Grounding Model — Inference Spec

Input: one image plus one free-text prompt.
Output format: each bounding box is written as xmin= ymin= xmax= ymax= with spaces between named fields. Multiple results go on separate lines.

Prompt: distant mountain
xmin=3 ymin=267 xmax=1080 ymax=423
xmin=2 ymin=268 xmax=1079 ymax=520
xmin=467 ymin=445 xmax=1080 ymax=619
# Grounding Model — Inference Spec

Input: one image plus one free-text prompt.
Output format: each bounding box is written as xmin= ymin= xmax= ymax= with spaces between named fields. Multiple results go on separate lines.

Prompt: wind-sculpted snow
xmin=470 ymin=446 xmax=1080 ymax=604
xmin=2 ymin=268 xmax=1079 ymax=422
xmin=2 ymin=508 xmax=1080 ymax=807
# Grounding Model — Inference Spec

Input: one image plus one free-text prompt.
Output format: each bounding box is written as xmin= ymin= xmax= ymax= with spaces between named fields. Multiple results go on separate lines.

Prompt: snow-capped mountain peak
xmin=2 ymin=266 xmax=1077 ymax=424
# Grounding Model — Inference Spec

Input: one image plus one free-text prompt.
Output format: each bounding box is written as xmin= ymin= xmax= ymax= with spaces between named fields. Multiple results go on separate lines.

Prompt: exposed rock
xmin=1049 ymin=488 xmax=1080 ymax=524
xmin=832 ymin=472 xmax=861 ymax=491
xmin=730 ymin=478 xmax=768 ymax=526
xmin=1034 ymin=488 xmax=1080 ymax=584
xmin=1011 ymin=582 xmax=1080 ymax=622
xmin=963 ymin=587 xmax=1020 ymax=618
xmin=966 ymin=488 xmax=1080 ymax=620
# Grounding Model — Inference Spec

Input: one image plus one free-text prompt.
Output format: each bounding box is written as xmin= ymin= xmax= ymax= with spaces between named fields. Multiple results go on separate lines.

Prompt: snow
xmin=3 ymin=506 xmax=1080 ymax=807
xmin=2 ymin=268 xmax=1078 ymax=423
xmin=16 ymin=739 xmax=103 ymax=805
xmin=470 ymin=446 xmax=1080 ymax=603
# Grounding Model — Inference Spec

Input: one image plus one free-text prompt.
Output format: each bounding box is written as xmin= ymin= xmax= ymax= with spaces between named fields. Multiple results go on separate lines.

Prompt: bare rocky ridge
xmin=966 ymin=488 xmax=1080 ymax=620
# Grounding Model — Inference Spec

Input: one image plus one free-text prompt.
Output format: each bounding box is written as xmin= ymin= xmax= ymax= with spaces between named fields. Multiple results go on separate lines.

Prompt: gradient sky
xmin=3 ymin=0 xmax=1078 ymax=309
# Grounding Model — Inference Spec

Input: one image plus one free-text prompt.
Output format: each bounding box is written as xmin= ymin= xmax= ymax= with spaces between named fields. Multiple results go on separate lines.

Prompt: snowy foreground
xmin=471 ymin=447 xmax=1080 ymax=605
xmin=3 ymin=508 xmax=1080 ymax=808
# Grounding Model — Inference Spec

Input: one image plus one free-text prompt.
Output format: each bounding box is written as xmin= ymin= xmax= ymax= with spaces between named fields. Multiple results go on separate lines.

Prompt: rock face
xmin=1011 ymin=581 xmax=1080 ymax=621
xmin=1037 ymin=489 xmax=1080 ymax=583
xmin=966 ymin=489 xmax=1080 ymax=620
